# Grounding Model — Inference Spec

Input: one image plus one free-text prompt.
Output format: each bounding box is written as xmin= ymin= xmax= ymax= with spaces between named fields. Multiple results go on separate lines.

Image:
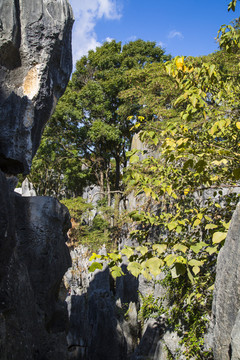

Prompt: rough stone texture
xmin=64 ymin=246 xmax=140 ymax=360
xmin=0 ymin=173 xmax=72 ymax=359
xmin=231 ymin=309 xmax=240 ymax=360
xmin=212 ymin=202 xmax=240 ymax=360
xmin=0 ymin=0 xmax=73 ymax=174
xmin=0 ymin=0 xmax=73 ymax=358
xmin=65 ymin=245 xmax=187 ymax=360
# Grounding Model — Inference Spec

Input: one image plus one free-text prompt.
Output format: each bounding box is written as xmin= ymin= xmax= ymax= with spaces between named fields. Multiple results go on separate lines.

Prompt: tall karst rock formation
xmin=0 ymin=1 xmax=74 ymax=359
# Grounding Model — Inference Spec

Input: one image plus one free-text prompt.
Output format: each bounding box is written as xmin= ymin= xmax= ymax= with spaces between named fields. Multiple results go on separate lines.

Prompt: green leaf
xmin=193 ymin=218 xmax=201 ymax=227
xmin=207 ymin=284 xmax=214 ymax=291
xmin=205 ymin=223 xmax=218 ymax=230
xmin=212 ymin=231 xmax=227 ymax=244
xmin=176 ymin=256 xmax=187 ymax=264
xmin=191 ymin=94 xmax=198 ymax=107
xmin=136 ymin=245 xmax=148 ymax=256
xmin=188 ymin=259 xmax=204 ymax=267
xmin=192 ymin=266 xmax=200 ymax=275
xmin=208 ymin=64 xmax=215 ymax=78
xmin=164 ymin=254 xmax=176 ymax=267
xmin=187 ymin=266 xmax=195 ymax=284
xmin=194 ymin=159 xmax=206 ymax=173
xmin=121 ymin=246 xmax=135 ymax=258
xmin=228 ymin=0 xmax=236 ymax=12
xmin=108 ymin=252 xmax=121 ymax=262
xmin=127 ymin=262 xmax=142 ymax=277
xmin=205 ymin=246 xmax=218 ymax=255
xmin=143 ymin=187 xmax=152 ymax=197
xmin=173 ymin=243 xmax=188 ymax=253
xmin=89 ymin=253 xmax=102 ymax=261
xmin=233 ymin=168 xmax=240 ymax=180
xmin=145 ymin=257 xmax=163 ymax=277
xmin=167 ymin=221 xmax=178 ymax=231
xmin=129 ymin=154 xmax=139 ymax=163
xmin=111 ymin=265 xmax=124 ymax=279
xmin=190 ymin=242 xmax=207 ymax=254
xmin=204 ymin=215 xmax=213 ymax=222
xmin=176 ymin=225 xmax=182 ymax=233
xmin=183 ymin=159 xmax=194 ymax=170
xmin=129 ymin=211 xmax=144 ymax=221
xmin=89 ymin=262 xmax=103 ymax=272
xmin=171 ymin=263 xmax=186 ymax=278
xmin=152 ymin=244 xmax=167 ymax=254
xmin=141 ymin=269 xmax=152 ymax=281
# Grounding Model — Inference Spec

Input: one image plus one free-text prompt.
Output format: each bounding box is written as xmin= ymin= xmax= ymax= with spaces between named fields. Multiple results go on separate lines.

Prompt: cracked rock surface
xmin=0 ymin=1 xmax=73 ymax=359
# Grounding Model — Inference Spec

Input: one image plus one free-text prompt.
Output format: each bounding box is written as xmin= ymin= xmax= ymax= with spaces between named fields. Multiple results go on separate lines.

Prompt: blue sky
xmin=69 ymin=0 xmax=237 ymax=66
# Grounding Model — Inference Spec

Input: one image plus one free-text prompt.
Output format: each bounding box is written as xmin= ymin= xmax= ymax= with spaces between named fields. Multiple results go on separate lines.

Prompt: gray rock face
xmin=0 ymin=173 xmax=72 ymax=359
xmin=0 ymin=0 xmax=73 ymax=174
xmin=212 ymin=202 xmax=240 ymax=360
xmin=64 ymin=246 xmax=140 ymax=360
xmin=65 ymin=246 xmax=187 ymax=360
xmin=0 ymin=0 xmax=73 ymax=358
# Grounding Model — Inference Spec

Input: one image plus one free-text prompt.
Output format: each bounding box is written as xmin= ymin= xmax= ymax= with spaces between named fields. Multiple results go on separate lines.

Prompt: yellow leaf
xmin=141 ymin=269 xmax=152 ymax=281
xmin=236 ymin=122 xmax=240 ymax=129
xmin=176 ymin=56 xmax=184 ymax=70
xmin=152 ymin=244 xmax=167 ymax=254
xmin=212 ymin=231 xmax=227 ymax=244
xmin=193 ymin=218 xmax=201 ymax=227
xmin=192 ymin=266 xmax=200 ymax=275
xmin=143 ymin=187 xmax=152 ymax=197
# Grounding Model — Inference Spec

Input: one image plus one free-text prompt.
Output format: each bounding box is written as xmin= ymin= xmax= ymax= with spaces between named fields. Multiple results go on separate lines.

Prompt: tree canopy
xmin=29 ymin=39 xmax=170 ymax=201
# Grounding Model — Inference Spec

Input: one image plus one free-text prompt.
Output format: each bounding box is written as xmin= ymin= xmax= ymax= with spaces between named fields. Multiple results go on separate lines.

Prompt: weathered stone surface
xmin=65 ymin=246 xmax=140 ymax=360
xmin=212 ymin=202 xmax=240 ymax=360
xmin=0 ymin=0 xmax=73 ymax=358
xmin=0 ymin=0 xmax=73 ymax=174
xmin=0 ymin=178 xmax=72 ymax=359
xmin=231 ymin=309 xmax=240 ymax=360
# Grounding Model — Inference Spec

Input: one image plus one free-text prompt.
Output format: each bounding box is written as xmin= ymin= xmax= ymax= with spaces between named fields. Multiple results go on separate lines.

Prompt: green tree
xmin=90 ymin=3 xmax=240 ymax=358
xmin=30 ymin=40 xmax=170 ymax=202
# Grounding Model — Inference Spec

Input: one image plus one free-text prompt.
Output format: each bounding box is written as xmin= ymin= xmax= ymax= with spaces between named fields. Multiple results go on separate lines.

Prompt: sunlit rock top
xmin=0 ymin=0 xmax=74 ymax=174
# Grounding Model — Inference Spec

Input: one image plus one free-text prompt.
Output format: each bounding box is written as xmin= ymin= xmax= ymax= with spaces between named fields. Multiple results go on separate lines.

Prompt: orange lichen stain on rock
xmin=23 ymin=65 xmax=41 ymax=100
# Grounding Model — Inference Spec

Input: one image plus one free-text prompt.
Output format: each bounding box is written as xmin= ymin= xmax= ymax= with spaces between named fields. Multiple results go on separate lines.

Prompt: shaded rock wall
xmin=0 ymin=0 xmax=74 ymax=359
xmin=64 ymin=246 xmax=140 ymax=360
xmin=212 ymin=202 xmax=240 ymax=360
xmin=0 ymin=179 xmax=72 ymax=359
xmin=64 ymin=245 xmax=185 ymax=360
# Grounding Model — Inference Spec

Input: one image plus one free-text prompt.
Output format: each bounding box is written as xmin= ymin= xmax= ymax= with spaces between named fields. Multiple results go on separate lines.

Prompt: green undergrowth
xmin=61 ymin=196 xmax=119 ymax=253
xmin=138 ymin=272 xmax=214 ymax=359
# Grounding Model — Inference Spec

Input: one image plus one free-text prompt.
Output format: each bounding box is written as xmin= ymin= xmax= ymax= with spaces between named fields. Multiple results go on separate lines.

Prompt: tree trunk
xmin=99 ymin=170 xmax=105 ymax=200
xmin=115 ymin=152 xmax=120 ymax=191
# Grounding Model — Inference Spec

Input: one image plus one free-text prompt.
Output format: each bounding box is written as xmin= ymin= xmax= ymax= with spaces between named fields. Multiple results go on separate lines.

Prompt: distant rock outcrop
xmin=0 ymin=0 xmax=73 ymax=359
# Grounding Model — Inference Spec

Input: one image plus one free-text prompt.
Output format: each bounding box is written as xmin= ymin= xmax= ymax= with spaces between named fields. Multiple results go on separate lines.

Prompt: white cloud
xmin=157 ymin=41 xmax=165 ymax=48
xmin=127 ymin=35 xmax=137 ymax=42
xmin=168 ymin=30 xmax=184 ymax=39
xmin=105 ymin=36 xmax=115 ymax=43
xmin=69 ymin=0 xmax=122 ymax=66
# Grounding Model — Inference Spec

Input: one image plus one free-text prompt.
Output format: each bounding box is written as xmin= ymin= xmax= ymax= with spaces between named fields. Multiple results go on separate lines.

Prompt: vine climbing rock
xmin=212 ymin=202 xmax=240 ymax=360
xmin=0 ymin=0 xmax=73 ymax=359
xmin=0 ymin=0 xmax=73 ymax=174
